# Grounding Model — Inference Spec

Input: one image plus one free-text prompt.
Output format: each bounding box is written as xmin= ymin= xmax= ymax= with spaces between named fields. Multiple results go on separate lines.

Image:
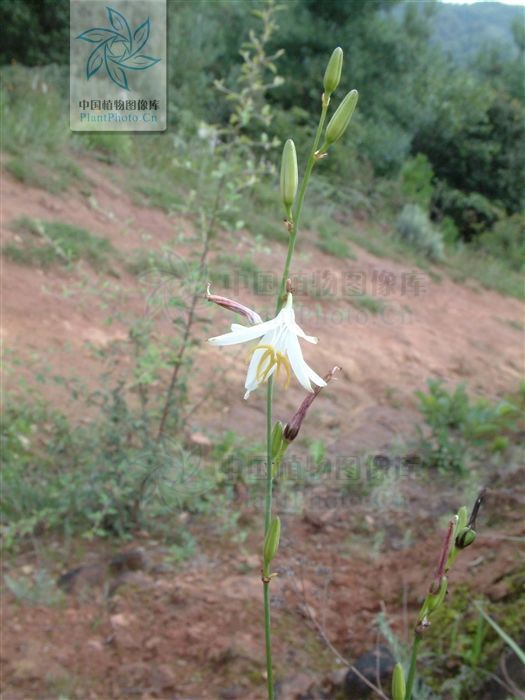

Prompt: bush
xmin=432 ymin=183 xmax=503 ymax=242
xmin=400 ymin=153 xmax=434 ymax=209
xmin=477 ymin=213 xmax=525 ymax=271
xmin=415 ymin=380 xmax=523 ymax=474
xmin=396 ymin=204 xmax=445 ymax=261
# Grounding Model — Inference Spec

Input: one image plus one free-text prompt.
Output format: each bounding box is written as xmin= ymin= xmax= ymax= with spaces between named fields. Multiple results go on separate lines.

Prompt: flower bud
xmin=271 ymin=421 xmax=288 ymax=477
xmin=456 ymin=527 xmax=476 ymax=549
xmin=427 ymin=575 xmax=448 ymax=615
xmin=263 ymin=516 xmax=281 ymax=567
xmin=323 ymin=47 xmax=343 ymax=97
xmin=283 ymin=366 xmax=340 ymax=442
xmin=280 ymin=139 xmax=298 ymax=214
xmin=456 ymin=506 xmax=468 ymax=534
xmin=391 ymin=663 xmax=406 ymax=700
xmin=323 ymin=89 xmax=358 ymax=148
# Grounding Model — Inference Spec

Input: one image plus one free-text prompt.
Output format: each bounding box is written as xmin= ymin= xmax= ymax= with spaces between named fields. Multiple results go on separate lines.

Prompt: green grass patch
xmin=5 ymin=155 xmax=83 ymax=194
xmin=349 ymin=294 xmax=386 ymax=314
xmin=5 ymin=216 xmax=116 ymax=271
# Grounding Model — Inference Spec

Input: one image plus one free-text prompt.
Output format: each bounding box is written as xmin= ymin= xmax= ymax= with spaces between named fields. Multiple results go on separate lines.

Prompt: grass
xmin=444 ymin=248 xmax=524 ymax=300
xmin=315 ymin=219 xmax=356 ymax=259
xmin=5 ymin=155 xmax=84 ymax=195
xmin=5 ymin=216 xmax=116 ymax=270
xmin=349 ymin=294 xmax=386 ymax=314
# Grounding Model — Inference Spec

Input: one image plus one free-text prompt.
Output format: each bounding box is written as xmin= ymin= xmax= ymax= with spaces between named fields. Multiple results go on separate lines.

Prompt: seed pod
xmin=323 ymin=47 xmax=343 ymax=96
xmin=391 ymin=663 xmax=406 ymax=700
xmin=280 ymin=139 xmax=298 ymax=213
xmin=263 ymin=516 xmax=281 ymax=566
xmin=456 ymin=527 xmax=476 ymax=549
xmin=324 ymin=89 xmax=358 ymax=147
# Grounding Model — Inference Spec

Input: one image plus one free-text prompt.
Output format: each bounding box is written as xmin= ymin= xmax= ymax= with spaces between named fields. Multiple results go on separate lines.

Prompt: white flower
xmin=208 ymin=293 xmax=327 ymax=399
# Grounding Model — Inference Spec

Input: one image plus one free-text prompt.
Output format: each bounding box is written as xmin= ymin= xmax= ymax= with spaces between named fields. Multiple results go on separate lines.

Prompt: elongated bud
xmin=323 ymin=47 xmax=343 ymax=97
xmin=271 ymin=421 xmax=288 ymax=477
xmin=284 ymin=367 xmax=340 ymax=442
xmin=456 ymin=506 xmax=468 ymax=533
xmin=263 ymin=516 xmax=281 ymax=566
xmin=271 ymin=421 xmax=284 ymax=459
xmin=456 ymin=527 xmax=476 ymax=549
xmin=427 ymin=575 xmax=448 ymax=614
xmin=280 ymin=139 xmax=298 ymax=215
xmin=391 ymin=663 xmax=406 ymax=700
xmin=322 ymin=90 xmax=358 ymax=150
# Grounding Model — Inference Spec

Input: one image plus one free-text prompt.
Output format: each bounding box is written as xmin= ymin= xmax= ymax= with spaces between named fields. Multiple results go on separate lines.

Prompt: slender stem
xmin=405 ymin=635 xmax=421 ymax=700
xmin=262 ymin=96 xmax=330 ymax=700
xmin=263 ymin=374 xmax=274 ymax=699
xmin=157 ymin=177 xmax=225 ymax=441
xmin=275 ymin=96 xmax=329 ymax=313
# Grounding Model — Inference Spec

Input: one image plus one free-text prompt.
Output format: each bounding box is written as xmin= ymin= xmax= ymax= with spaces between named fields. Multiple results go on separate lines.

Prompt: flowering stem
xmin=405 ymin=635 xmax=421 ymax=700
xmin=262 ymin=97 xmax=329 ymax=700
xmin=276 ymin=97 xmax=329 ymax=313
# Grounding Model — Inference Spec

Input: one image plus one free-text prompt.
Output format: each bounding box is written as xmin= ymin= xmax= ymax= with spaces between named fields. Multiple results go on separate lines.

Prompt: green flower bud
xmin=427 ymin=576 xmax=448 ymax=615
xmin=323 ymin=89 xmax=358 ymax=148
xmin=271 ymin=421 xmax=288 ymax=477
xmin=263 ymin=516 xmax=281 ymax=567
xmin=280 ymin=139 xmax=298 ymax=214
xmin=456 ymin=527 xmax=476 ymax=549
xmin=456 ymin=506 xmax=468 ymax=534
xmin=391 ymin=663 xmax=406 ymax=700
xmin=323 ymin=47 xmax=343 ymax=96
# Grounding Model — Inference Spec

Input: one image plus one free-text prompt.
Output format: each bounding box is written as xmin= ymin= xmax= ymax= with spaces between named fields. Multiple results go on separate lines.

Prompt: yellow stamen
xmin=250 ymin=345 xmax=292 ymax=390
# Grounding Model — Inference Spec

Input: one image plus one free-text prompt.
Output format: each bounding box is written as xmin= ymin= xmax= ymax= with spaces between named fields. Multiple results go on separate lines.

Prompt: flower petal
xmin=293 ymin=322 xmax=318 ymax=344
xmin=208 ymin=318 xmax=277 ymax=346
xmin=306 ymin=363 xmax=327 ymax=388
xmin=286 ymin=331 xmax=313 ymax=393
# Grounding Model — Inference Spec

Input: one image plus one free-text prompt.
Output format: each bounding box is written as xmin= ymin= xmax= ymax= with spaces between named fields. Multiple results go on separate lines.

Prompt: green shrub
xmin=396 ymin=204 xmax=445 ymax=261
xmin=432 ymin=184 xmax=503 ymax=242
xmin=415 ymin=380 xmax=523 ymax=474
xmin=477 ymin=213 xmax=525 ymax=271
xmin=400 ymin=153 xmax=434 ymax=209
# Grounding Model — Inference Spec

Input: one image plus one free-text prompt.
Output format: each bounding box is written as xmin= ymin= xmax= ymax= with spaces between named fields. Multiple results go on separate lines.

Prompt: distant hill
xmin=395 ymin=1 xmax=524 ymax=63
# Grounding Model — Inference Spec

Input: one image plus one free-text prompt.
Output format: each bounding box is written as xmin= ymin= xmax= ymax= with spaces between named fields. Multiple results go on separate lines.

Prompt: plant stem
xmin=157 ymin=177 xmax=224 ymax=441
xmin=262 ymin=96 xmax=329 ymax=700
xmin=263 ymin=374 xmax=274 ymax=699
xmin=405 ymin=635 xmax=421 ymax=700
xmin=275 ymin=97 xmax=329 ymax=313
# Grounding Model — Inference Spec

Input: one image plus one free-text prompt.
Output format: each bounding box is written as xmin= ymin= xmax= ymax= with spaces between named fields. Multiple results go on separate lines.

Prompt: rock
xmin=344 ymin=645 xmax=395 ymax=698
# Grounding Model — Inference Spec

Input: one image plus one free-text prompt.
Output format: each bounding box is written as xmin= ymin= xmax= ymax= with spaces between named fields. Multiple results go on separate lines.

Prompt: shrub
xmin=396 ymin=204 xmax=444 ymax=261
xmin=415 ymin=379 xmax=523 ymax=474
xmin=477 ymin=213 xmax=525 ymax=271
xmin=432 ymin=183 xmax=502 ymax=242
xmin=400 ymin=153 xmax=434 ymax=210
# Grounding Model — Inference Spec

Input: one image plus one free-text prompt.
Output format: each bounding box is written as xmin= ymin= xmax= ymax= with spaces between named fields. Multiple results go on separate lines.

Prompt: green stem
xmin=405 ymin=635 xmax=421 ymax=700
xmin=263 ymin=375 xmax=274 ymax=699
xmin=275 ymin=97 xmax=329 ymax=313
xmin=262 ymin=96 xmax=330 ymax=700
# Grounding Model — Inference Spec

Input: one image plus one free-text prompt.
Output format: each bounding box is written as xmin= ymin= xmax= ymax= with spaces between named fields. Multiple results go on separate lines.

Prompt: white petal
xmin=293 ymin=322 xmax=318 ymax=344
xmin=286 ymin=331 xmax=313 ymax=393
xmin=208 ymin=318 xmax=277 ymax=346
xmin=306 ymin=363 xmax=327 ymax=388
